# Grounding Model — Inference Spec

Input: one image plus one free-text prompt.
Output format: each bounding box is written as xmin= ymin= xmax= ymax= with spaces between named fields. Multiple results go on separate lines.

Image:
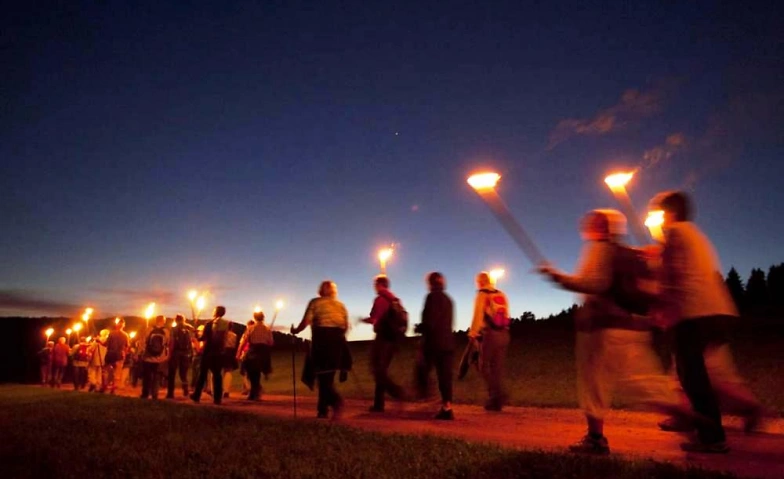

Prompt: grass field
xmin=236 ymin=322 xmax=784 ymax=414
xmin=0 ymin=386 xmax=738 ymax=479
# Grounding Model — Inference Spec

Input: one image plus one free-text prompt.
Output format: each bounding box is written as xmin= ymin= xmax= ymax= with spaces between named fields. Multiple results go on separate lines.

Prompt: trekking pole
xmin=291 ymin=327 xmax=297 ymax=418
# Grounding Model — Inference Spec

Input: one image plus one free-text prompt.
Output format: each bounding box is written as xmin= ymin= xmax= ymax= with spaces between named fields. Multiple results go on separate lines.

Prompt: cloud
xmin=548 ymin=82 xmax=675 ymax=149
xmin=89 ymin=288 xmax=179 ymax=306
xmin=0 ymin=290 xmax=80 ymax=315
xmin=640 ymin=133 xmax=688 ymax=170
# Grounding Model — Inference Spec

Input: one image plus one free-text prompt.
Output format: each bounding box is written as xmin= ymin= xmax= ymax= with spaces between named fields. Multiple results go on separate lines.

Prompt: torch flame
xmin=84 ymin=307 xmax=94 ymax=316
xmin=144 ymin=302 xmax=156 ymax=320
xmin=645 ymin=210 xmax=664 ymax=228
xmin=195 ymin=296 xmax=206 ymax=311
xmin=489 ymin=268 xmax=505 ymax=284
xmin=254 ymin=305 xmax=262 ymax=314
xmin=129 ymin=331 xmax=137 ymax=339
xmin=66 ymin=328 xmax=72 ymax=335
xmin=378 ymin=247 xmax=394 ymax=263
xmin=187 ymin=290 xmax=198 ymax=301
xmin=45 ymin=328 xmax=54 ymax=338
xmin=467 ymin=172 xmax=501 ymax=191
xmin=275 ymin=299 xmax=284 ymax=311
xmin=73 ymin=323 xmax=83 ymax=332
xmin=604 ymin=171 xmax=635 ymax=190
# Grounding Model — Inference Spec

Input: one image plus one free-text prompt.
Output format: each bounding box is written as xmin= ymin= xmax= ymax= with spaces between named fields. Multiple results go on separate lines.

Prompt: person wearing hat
xmin=239 ymin=311 xmax=274 ymax=401
xmin=191 ymin=306 xmax=230 ymax=404
xmin=650 ymin=191 xmax=763 ymax=453
xmin=539 ymin=209 xmax=694 ymax=455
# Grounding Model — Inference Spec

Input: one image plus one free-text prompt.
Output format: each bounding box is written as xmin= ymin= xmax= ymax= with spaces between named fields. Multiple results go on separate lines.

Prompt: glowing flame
xmin=144 ymin=303 xmax=156 ymax=320
xmin=86 ymin=336 xmax=92 ymax=342
xmin=73 ymin=323 xmax=83 ymax=333
xmin=604 ymin=171 xmax=634 ymax=190
xmin=254 ymin=305 xmax=262 ymax=314
xmin=45 ymin=328 xmax=54 ymax=338
xmin=171 ymin=320 xmax=177 ymax=328
xmin=195 ymin=296 xmax=206 ymax=311
xmin=187 ymin=290 xmax=198 ymax=301
xmin=467 ymin=172 xmax=501 ymax=191
xmin=645 ymin=210 xmax=665 ymax=242
xmin=489 ymin=268 xmax=505 ymax=284
xmin=378 ymin=247 xmax=394 ymax=263
xmin=114 ymin=317 xmax=120 ymax=325
xmin=66 ymin=328 xmax=72 ymax=335
xmin=84 ymin=307 xmax=94 ymax=316
xmin=275 ymin=299 xmax=284 ymax=311
xmin=129 ymin=331 xmax=137 ymax=339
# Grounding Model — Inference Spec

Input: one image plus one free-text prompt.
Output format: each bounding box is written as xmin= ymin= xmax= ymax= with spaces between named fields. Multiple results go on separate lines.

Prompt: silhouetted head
xmin=427 ymin=272 xmax=446 ymax=292
xmin=374 ymin=275 xmax=390 ymax=294
xmin=476 ymin=272 xmax=492 ymax=289
xmin=155 ymin=315 xmax=166 ymax=327
xmin=57 ymin=337 xmax=66 ymax=345
xmin=653 ymin=190 xmax=693 ymax=225
xmin=175 ymin=314 xmax=185 ymax=324
xmin=214 ymin=306 xmax=226 ymax=318
xmin=580 ymin=209 xmax=626 ymax=241
xmin=318 ymin=281 xmax=337 ymax=298
xmin=253 ymin=310 xmax=265 ymax=322
xmin=115 ymin=318 xmax=125 ymax=329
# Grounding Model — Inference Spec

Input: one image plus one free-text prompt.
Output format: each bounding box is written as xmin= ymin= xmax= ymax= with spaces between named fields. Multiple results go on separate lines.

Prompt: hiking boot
xmin=680 ymin=441 xmax=729 ymax=454
xmin=368 ymin=405 xmax=385 ymax=413
xmin=568 ymin=435 xmax=610 ymax=455
xmin=658 ymin=416 xmax=694 ymax=432
xmin=435 ymin=408 xmax=454 ymax=420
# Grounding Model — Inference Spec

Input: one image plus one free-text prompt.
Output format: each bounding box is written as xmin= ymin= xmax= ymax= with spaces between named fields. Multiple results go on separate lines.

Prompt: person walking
xmin=167 ymin=314 xmax=195 ymax=399
xmin=221 ymin=326 xmax=239 ymax=399
xmin=240 ymin=311 xmax=274 ymax=401
xmin=139 ymin=315 xmax=170 ymax=400
xmin=415 ymin=272 xmax=456 ymax=420
xmin=191 ymin=306 xmax=230 ymax=405
xmin=469 ymin=272 xmax=511 ymax=411
xmin=292 ymin=281 xmax=349 ymax=418
xmin=361 ymin=275 xmax=407 ymax=413
xmin=104 ymin=318 xmax=130 ymax=394
xmin=51 ymin=337 xmax=70 ymax=388
xmin=87 ymin=331 xmax=109 ymax=392
xmin=651 ymin=191 xmax=764 ymax=453
xmin=38 ymin=341 xmax=53 ymax=386
xmin=70 ymin=336 xmax=91 ymax=390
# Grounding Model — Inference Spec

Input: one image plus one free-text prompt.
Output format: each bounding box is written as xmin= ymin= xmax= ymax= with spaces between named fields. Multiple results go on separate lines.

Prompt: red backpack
xmin=482 ymin=289 xmax=510 ymax=329
xmin=75 ymin=343 xmax=93 ymax=363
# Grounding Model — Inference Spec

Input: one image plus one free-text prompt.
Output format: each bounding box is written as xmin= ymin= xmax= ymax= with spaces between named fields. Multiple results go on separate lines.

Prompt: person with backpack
xmin=650 ymin=191 xmax=763 ymax=453
xmin=416 ymin=272 xmax=456 ymax=420
xmin=51 ymin=337 xmax=70 ymax=388
xmin=361 ymin=275 xmax=407 ymax=413
xmin=191 ymin=306 xmax=230 ymax=405
xmin=140 ymin=315 xmax=170 ymax=400
xmin=104 ymin=318 xmax=130 ymax=394
xmin=292 ymin=281 xmax=349 ymax=418
xmin=240 ymin=311 xmax=274 ymax=401
xmin=167 ymin=314 xmax=195 ymax=399
xmin=38 ymin=341 xmax=54 ymax=386
xmin=70 ymin=336 xmax=91 ymax=390
xmin=87 ymin=331 xmax=109 ymax=392
xmin=539 ymin=209 xmax=695 ymax=455
xmin=469 ymin=271 xmax=511 ymax=411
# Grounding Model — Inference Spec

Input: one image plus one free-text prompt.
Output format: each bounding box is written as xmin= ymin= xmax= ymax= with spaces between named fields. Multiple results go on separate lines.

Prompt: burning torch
xmin=604 ymin=171 xmax=649 ymax=245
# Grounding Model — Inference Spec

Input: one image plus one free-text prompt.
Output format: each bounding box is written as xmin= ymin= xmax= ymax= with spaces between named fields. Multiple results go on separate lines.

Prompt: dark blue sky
xmin=2 ymin=1 xmax=782 ymax=338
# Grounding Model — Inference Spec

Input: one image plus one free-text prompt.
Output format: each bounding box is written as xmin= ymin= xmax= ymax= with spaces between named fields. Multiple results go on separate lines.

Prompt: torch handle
xmin=479 ymin=190 xmax=547 ymax=266
xmin=614 ymin=190 xmax=651 ymax=246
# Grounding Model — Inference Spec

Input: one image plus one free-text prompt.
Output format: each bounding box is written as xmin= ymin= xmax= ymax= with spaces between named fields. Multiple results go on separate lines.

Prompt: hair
xmin=175 ymin=314 xmax=185 ymax=323
xmin=318 ymin=281 xmax=336 ymax=298
xmin=253 ymin=311 xmax=265 ymax=322
xmin=155 ymin=315 xmax=166 ymax=326
xmin=659 ymin=191 xmax=693 ymax=222
xmin=427 ymin=272 xmax=445 ymax=291
xmin=374 ymin=275 xmax=390 ymax=289
xmin=214 ymin=306 xmax=226 ymax=318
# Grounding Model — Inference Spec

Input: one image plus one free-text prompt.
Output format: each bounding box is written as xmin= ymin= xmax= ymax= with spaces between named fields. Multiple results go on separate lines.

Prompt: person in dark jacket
xmin=190 ymin=306 xmax=230 ymax=405
xmin=361 ymin=275 xmax=407 ymax=413
xmin=416 ymin=272 xmax=455 ymax=420
xmin=167 ymin=314 xmax=195 ymax=399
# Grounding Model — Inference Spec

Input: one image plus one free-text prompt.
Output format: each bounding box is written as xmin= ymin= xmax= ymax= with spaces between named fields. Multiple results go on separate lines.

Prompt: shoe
xmin=435 ymin=408 xmax=454 ymax=420
xmin=680 ymin=441 xmax=729 ymax=454
xmin=189 ymin=393 xmax=200 ymax=403
xmin=658 ymin=416 xmax=694 ymax=432
xmin=743 ymin=407 xmax=765 ymax=434
xmin=568 ymin=435 xmax=610 ymax=455
xmin=368 ymin=405 xmax=385 ymax=413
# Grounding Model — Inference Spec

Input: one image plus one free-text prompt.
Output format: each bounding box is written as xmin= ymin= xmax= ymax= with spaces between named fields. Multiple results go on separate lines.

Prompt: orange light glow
xmin=144 ymin=303 xmax=156 ymax=320
xmin=254 ymin=305 xmax=262 ymax=314
xmin=604 ymin=171 xmax=635 ymax=190
xmin=66 ymin=328 xmax=72 ymax=335
xmin=489 ymin=268 xmax=505 ymax=284
xmin=467 ymin=172 xmax=501 ymax=191
xmin=187 ymin=290 xmax=198 ymax=301
xmin=45 ymin=328 xmax=54 ymax=338
xmin=129 ymin=331 xmax=137 ymax=339
xmin=84 ymin=307 xmax=94 ymax=316
xmin=645 ymin=210 xmax=665 ymax=242
xmin=195 ymin=296 xmax=206 ymax=312
xmin=73 ymin=323 xmax=83 ymax=333
xmin=378 ymin=248 xmax=393 ymax=263
xmin=275 ymin=300 xmax=284 ymax=311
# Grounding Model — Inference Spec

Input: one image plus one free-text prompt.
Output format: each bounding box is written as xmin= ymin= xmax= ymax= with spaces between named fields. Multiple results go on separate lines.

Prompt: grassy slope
xmin=0 ymin=386 xmax=736 ymax=479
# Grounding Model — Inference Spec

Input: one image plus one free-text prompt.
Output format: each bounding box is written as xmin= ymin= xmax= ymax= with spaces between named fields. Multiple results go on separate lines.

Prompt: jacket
xmin=469 ymin=288 xmax=510 ymax=338
xmin=51 ymin=343 xmax=70 ymax=367
xmin=421 ymin=290 xmax=455 ymax=352
xmin=140 ymin=327 xmax=171 ymax=364
xmin=300 ymin=297 xmax=349 ymax=330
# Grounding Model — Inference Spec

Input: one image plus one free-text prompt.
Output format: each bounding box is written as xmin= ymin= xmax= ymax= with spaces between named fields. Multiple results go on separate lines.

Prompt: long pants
xmin=674 ymin=317 xmax=760 ymax=444
xmin=371 ymin=337 xmax=403 ymax=409
xmin=223 ymin=371 xmax=232 ymax=396
xmin=141 ymin=362 xmax=162 ymax=399
xmin=167 ymin=353 xmax=192 ymax=397
xmin=105 ymin=362 xmax=124 ymax=390
xmin=481 ymin=329 xmax=509 ymax=406
xmin=193 ymin=357 xmax=223 ymax=404
xmin=415 ymin=350 xmax=454 ymax=403
xmin=72 ymin=366 xmax=88 ymax=390
xmin=88 ymin=366 xmax=105 ymax=389
xmin=51 ymin=365 xmax=66 ymax=388
xmin=245 ymin=345 xmax=271 ymax=400
xmin=317 ymin=371 xmax=342 ymax=415
xmin=190 ymin=355 xmax=202 ymax=389
xmin=576 ymin=329 xmax=682 ymax=426
xmin=246 ymin=362 xmax=263 ymax=400
xmin=40 ymin=365 xmax=51 ymax=385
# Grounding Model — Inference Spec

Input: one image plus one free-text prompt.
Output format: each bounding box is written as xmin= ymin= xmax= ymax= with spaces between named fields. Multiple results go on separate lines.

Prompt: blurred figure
xmin=222 ymin=325 xmax=239 ymax=399
xmin=70 ymin=336 xmax=91 ymax=390
xmin=361 ymin=275 xmax=407 ymax=413
xmin=167 ymin=314 xmax=195 ymax=399
xmin=140 ymin=315 xmax=170 ymax=400
xmin=238 ymin=319 xmax=256 ymax=395
xmin=51 ymin=337 xmax=70 ymax=388
xmin=191 ymin=306 xmax=230 ymax=405
xmin=104 ymin=318 xmax=130 ymax=394
xmin=87 ymin=330 xmax=109 ymax=392
xmin=415 ymin=272 xmax=455 ymax=420
xmin=190 ymin=324 xmax=205 ymax=391
xmin=38 ymin=341 xmax=53 ymax=386
xmin=469 ymin=272 xmax=511 ymax=411
xmin=540 ymin=209 xmax=695 ymax=455
xmin=652 ymin=191 xmax=763 ymax=453
xmin=240 ymin=311 xmax=274 ymax=401
xmin=292 ymin=281 xmax=349 ymax=418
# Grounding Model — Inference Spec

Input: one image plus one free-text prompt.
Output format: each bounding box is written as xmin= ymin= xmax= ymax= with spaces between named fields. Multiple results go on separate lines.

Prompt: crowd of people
xmin=36 ymin=190 xmax=765 ymax=455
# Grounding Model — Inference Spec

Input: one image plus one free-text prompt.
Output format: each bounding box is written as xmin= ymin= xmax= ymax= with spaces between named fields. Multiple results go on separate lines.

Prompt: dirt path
xmin=116 ymin=388 xmax=783 ymax=479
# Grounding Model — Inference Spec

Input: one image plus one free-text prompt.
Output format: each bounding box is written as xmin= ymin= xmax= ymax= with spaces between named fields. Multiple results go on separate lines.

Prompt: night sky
xmin=2 ymin=1 xmax=782 ymax=339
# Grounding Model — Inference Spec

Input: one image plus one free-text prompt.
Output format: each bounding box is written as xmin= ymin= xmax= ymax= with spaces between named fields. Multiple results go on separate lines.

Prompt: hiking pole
xmin=291 ymin=326 xmax=297 ymax=418
xmin=467 ymin=172 xmax=547 ymax=266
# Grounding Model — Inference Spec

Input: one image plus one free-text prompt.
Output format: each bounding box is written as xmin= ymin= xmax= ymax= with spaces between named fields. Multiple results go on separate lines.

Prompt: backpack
xmin=483 ymin=289 xmax=510 ymax=329
xmin=381 ymin=296 xmax=408 ymax=339
xmin=173 ymin=326 xmax=194 ymax=354
xmin=145 ymin=327 xmax=166 ymax=358
xmin=75 ymin=343 xmax=93 ymax=363
xmin=609 ymin=244 xmax=655 ymax=315
xmin=209 ymin=319 xmax=230 ymax=352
